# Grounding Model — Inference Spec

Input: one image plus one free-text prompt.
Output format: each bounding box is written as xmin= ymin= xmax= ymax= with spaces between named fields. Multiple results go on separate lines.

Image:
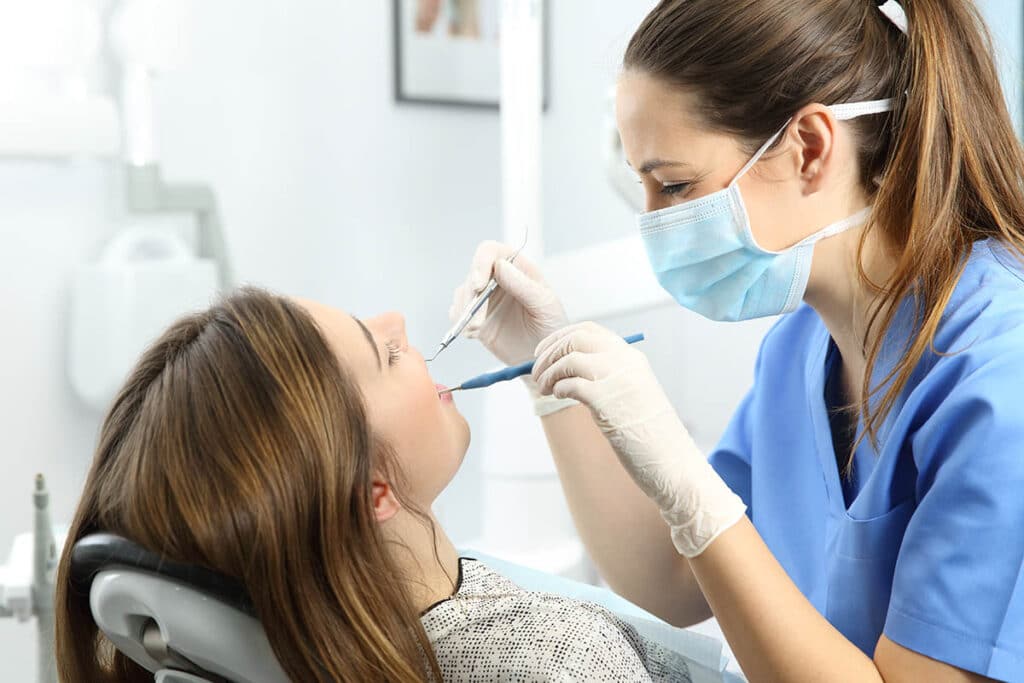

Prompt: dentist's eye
xmin=386 ymin=341 xmax=402 ymax=366
xmin=661 ymin=183 xmax=691 ymax=196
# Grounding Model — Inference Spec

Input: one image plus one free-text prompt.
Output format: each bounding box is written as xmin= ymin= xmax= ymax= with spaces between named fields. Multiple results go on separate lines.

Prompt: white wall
xmin=981 ymin=0 xmax=1024 ymax=136
xmin=1 ymin=1 xmax=1021 ymax=679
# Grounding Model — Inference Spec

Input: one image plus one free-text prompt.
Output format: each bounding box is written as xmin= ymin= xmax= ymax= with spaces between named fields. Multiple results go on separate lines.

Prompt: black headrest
xmin=70 ymin=533 xmax=256 ymax=615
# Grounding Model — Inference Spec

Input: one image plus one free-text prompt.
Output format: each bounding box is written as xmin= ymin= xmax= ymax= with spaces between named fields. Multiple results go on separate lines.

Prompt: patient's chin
xmin=446 ymin=415 xmax=471 ymax=477
xmin=458 ymin=409 xmax=471 ymax=443
xmin=456 ymin=422 xmax=471 ymax=462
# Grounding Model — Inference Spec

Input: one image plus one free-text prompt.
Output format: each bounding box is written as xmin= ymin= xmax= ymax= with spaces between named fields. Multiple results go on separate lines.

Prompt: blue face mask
xmin=637 ymin=98 xmax=894 ymax=322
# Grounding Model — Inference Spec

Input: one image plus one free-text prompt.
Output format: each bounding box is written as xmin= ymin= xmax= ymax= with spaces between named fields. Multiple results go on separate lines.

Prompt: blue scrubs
xmin=709 ymin=239 xmax=1024 ymax=680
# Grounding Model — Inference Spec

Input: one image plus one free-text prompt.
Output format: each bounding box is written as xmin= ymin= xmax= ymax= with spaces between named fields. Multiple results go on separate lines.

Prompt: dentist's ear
xmin=789 ymin=104 xmax=837 ymax=196
xmin=371 ymin=477 xmax=402 ymax=522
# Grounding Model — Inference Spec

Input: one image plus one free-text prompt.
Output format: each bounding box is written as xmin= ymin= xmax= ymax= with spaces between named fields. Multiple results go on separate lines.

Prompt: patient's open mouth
xmin=435 ymin=384 xmax=454 ymax=403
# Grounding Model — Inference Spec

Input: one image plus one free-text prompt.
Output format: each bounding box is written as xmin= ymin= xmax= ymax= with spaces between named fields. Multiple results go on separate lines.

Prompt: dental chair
xmin=70 ymin=534 xmax=289 ymax=683
xmin=71 ymin=534 xmax=741 ymax=683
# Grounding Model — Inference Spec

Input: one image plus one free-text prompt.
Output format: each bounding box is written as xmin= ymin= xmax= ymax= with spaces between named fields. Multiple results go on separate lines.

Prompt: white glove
xmin=531 ymin=322 xmax=748 ymax=558
xmin=449 ymin=241 xmax=569 ymax=367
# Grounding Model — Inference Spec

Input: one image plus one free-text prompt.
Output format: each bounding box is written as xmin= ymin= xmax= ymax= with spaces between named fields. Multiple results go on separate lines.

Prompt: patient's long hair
xmin=55 ymin=288 xmax=444 ymax=682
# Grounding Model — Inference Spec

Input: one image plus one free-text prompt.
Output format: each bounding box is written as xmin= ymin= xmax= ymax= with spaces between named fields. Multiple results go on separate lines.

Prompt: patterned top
xmin=421 ymin=558 xmax=694 ymax=682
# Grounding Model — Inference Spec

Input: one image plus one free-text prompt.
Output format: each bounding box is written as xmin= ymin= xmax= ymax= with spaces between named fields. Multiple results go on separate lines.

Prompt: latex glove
xmin=531 ymin=322 xmax=748 ymax=558
xmin=449 ymin=241 xmax=568 ymax=367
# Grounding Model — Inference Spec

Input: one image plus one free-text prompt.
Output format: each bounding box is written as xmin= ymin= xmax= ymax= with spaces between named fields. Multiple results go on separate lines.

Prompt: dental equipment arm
xmin=33 ymin=476 xmax=57 ymax=683
xmin=125 ymin=165 xmax=233 ymax=290
xmin=113 ymin=1 xmax=233 ymax=291
xmin=0 ymin=475 xmax=61 ymax=683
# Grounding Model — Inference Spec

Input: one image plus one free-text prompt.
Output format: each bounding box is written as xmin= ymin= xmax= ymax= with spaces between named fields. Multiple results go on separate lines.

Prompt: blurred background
xmin=0 ymin=1 xmax=1021 ymax=679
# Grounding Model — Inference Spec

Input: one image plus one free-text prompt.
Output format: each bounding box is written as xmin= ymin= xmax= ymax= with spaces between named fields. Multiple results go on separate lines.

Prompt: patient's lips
xmin=435 ymin=383 xmax=454 ymax=403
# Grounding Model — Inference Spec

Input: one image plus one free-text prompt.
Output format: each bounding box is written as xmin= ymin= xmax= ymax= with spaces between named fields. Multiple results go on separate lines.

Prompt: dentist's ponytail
xmin=625 ymin=0 xmax=1024 ymax=461
xmin=863 ymin=0 xmax=1024 ymax=451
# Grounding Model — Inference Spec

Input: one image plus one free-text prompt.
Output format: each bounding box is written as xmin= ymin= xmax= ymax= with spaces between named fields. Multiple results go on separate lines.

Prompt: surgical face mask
xmin=638 ymin=98 xmax=894 ymax=322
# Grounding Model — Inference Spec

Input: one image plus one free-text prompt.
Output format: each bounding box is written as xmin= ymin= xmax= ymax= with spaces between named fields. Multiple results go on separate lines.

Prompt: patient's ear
xmin=371 ymin=477 xmax=401 ymax=522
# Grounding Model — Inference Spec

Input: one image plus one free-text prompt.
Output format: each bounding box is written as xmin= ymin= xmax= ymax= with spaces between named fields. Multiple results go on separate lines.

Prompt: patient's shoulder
xmin=421 ymin=559 xmax=690 ymax=682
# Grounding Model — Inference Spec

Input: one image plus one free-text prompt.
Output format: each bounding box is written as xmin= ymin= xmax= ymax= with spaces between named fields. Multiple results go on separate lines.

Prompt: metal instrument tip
xmin=426 ymin=342 xmax=447 ymax=363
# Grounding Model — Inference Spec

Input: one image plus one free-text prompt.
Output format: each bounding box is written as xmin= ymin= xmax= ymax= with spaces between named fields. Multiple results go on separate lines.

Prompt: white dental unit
xmin=0 ymin=1 xmax=230 ymax=681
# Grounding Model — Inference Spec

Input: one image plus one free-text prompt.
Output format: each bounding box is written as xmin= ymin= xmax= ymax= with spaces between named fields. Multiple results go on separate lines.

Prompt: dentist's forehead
xmin=616 ymin=72 xmax=717 ymax=169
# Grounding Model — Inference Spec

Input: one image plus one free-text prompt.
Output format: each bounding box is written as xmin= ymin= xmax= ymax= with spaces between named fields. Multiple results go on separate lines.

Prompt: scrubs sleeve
xmin=884 ymin=352 xmax=1024 ymax=680
xmin=708 ymin=340 xmax=767 ymax=517
xmin=708 ymin=390 xmax=754 ymax=515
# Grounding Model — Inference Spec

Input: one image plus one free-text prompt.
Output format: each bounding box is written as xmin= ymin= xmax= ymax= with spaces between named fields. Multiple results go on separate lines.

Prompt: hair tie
xmin=875 ymin=0 xmax=909 ymax=34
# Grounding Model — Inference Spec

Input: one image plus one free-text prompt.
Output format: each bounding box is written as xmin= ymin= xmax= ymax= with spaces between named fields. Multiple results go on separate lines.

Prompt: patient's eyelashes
xmin=386 ymin=341 xmax=402 ymax=366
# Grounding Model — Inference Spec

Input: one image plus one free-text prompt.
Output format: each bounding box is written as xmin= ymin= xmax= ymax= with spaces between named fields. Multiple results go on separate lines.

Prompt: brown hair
xmin=625 ymin=0 xmax=1024 ymax=459
xmin=55 ymin=288 xmax=444 ymax=681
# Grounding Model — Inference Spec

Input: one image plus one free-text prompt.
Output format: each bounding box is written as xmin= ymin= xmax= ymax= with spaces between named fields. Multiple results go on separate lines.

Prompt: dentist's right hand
xmin=449 ymin=241 xmax=569 ymax=366
xmin=530 ymin=322 xmax=748 ymax=558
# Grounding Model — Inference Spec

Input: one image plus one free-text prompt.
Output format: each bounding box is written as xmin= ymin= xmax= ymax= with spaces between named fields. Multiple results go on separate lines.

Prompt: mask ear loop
xmin=830 ymin=98 xmax=896 ymax=121
xmin=727 ymin=98 xmax=895 ymax=188
xmin=727 ymin=121 xmax=790 ymax=188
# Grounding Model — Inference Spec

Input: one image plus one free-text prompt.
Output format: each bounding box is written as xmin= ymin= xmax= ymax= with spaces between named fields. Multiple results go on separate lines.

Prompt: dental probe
xmin=428 ymin=279 xmax=500 ymax=363
xmin=438 ymin=333 xmax=645 ymax=395
xmin=427 ymin=230 xmax=530 ymax=363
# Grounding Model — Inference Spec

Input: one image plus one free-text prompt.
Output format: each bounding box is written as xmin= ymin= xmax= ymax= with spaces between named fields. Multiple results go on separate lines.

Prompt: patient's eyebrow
xmin=352 ymin=316 xmax=382 ymax=372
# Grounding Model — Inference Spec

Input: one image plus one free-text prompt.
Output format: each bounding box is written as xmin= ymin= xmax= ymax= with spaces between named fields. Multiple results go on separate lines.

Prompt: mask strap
xmin=830 ymin=98 xmax=895 ymax=121
xmin=728 ymin=123 xmax=790 ymax=187
xmin=728 ymin=98 xmax=895 ymax=187
xmin=793 ymin=206 xmax=873 ymax=248
xmin=876 ymin=0 xmax=909 ymax=35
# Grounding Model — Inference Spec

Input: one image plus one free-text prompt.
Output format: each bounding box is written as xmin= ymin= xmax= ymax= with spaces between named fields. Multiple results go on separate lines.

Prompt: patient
xmin=55 ymin=287 xmax=696 ymax=682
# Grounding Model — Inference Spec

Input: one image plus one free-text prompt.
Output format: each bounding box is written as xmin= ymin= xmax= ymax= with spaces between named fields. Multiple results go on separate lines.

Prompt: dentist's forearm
xmin=540 ymin=405 xmax=712 ymax=626
xmin=689 ymin=517 xmax=883 ymax=683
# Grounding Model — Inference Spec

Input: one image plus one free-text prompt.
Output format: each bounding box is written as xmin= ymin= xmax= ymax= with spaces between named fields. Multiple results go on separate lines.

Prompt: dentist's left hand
xmin=531 ymin=322 xmax=748 ymax=558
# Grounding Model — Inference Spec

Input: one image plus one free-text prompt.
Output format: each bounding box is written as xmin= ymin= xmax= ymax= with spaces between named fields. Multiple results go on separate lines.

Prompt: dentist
xmin=451 ymin=1 xmax=1024 ymax=681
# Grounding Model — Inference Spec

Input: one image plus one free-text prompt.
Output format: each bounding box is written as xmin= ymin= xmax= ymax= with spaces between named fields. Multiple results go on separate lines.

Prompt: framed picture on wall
xmin=392 ymin=0 xmax=550 ymax=109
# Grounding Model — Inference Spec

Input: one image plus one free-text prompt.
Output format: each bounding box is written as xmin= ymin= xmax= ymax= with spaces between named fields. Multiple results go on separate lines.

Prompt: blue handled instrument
xmin=438 ymin=333 xmax=645 ymax=395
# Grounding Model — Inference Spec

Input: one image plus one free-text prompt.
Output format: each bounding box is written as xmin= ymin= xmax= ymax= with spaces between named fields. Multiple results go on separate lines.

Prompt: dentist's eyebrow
xmin=352 ymin=316 xmax=382 ymax=372
xmin=634 ymin=158 xmax=692 ymax=174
